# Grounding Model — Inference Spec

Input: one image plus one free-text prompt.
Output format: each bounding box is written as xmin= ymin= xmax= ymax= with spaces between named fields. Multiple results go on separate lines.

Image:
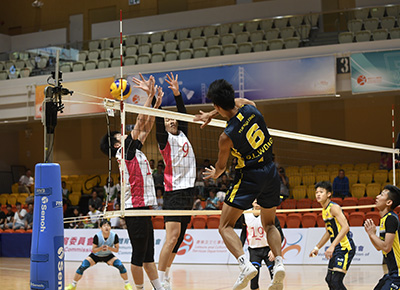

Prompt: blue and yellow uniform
xmin=375 ymin=211 xmax=400 ymax=289
xmin=224 ymin=104 xmax=280 ymax=210
xmin=323 ymin=202 xmax=356 ymax=272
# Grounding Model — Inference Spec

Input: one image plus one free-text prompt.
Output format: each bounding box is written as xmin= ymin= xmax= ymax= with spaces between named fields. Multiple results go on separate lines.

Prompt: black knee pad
xmin=331 ymin=271 xmax=346 ymax=290
xmin=250 ymin=262 xmax=261 ymax=290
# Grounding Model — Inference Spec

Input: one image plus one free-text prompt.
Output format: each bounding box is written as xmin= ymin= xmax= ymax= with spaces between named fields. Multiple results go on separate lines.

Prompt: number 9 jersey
xmin=225 ymin=104 xmax=273 ymax=170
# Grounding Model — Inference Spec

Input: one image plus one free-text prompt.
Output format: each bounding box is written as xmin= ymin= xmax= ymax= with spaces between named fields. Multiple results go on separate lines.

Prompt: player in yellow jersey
xmin=309 ymin=181 xmax=356 ymax=290
xmin=365 ymin=185 xmax=400 ymax=290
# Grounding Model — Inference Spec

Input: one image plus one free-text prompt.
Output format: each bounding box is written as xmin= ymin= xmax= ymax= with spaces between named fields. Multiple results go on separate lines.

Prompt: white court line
xmin=0 ymin=267 xmax=30 ymax=272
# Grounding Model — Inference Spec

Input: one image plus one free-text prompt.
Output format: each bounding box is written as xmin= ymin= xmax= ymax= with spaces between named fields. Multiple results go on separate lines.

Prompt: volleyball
xmin=110 ymin=79 xmax=131 ymax=100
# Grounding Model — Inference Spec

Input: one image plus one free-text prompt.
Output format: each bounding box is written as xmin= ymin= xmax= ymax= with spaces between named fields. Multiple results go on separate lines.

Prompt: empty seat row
xmin=339 ymin=28 xmax=400 ymax=43
xmin=285 ymin=162 xmax=381 ymax=174
xmin=277 ymin=210 xmax=381 ymax=228
xmin=352 ymin=6 xmax=400 ymax=20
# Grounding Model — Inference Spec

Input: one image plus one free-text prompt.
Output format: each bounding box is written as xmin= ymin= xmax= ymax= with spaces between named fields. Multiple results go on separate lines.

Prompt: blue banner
xmin=351 ymin=50 xmax=400 ymax=94
xmin=125 ymin=56 xmax=336 ymax=107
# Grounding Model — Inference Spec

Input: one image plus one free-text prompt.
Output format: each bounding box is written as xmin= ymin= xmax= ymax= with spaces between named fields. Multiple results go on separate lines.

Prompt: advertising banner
xmin=351 ymin=50 xmax=400 ymax=93
xmin=65 ymin=227 xmax=380 ymax=265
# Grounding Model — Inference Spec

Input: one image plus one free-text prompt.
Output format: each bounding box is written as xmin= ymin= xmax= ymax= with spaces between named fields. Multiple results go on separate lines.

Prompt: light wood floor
xmin=0 ymin=257 xmax=385 ymax=290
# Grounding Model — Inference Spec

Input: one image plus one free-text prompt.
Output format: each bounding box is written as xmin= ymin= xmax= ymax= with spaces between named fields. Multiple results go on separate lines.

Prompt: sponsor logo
xmin=357 ymin=75 xmax=367 ymax=85
xmin=57 ymin=247 xmax=64 ymax=290
xmin=281 ymin=233 xmax=303 ymax=259
xmin=53 ymin=200 xmax=63 ymax=208
xmin=177 ymin=234 xmax=194 ymax=255
xmin=40 ymin=197 xmax=48 ymax=232
xmin=30 ymin=282 xmax=46 ymax=289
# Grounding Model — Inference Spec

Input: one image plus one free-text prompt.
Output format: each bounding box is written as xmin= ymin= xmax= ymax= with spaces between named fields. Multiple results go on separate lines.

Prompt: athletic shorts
xmin=224 ymin=161 xmax=281 ymax=210
xmin=374 ymin=274 xmax=400 ymax=290
xmin=328 ymin=242 xmax=356 ymax=272
xmin=163 ymin=187 xmax=194 ymax=223
xmin=125 ymin=214 xmax=155 ymax=266
xmin=89 ymin=253 xmax=115 ymax=264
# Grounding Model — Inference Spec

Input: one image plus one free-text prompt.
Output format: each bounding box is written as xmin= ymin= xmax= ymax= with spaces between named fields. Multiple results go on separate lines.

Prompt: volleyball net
xmin=64 ymin=95 xmax=398 ymax=223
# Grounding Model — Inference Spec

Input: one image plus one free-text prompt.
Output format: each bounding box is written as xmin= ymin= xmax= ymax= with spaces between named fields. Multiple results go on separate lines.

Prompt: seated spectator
xmin=217 ymin=173 xmax=230 ymax=189
xmin=216 ymin=184 xmax=227 ymax=202
xmin=192 ymin=195 xmax=203 ymax=210
xmin=332 ymin=169 xmax=350 ymax=198
xmin=110 ymin=203 xmax=121 ymax=228
xmin=278 ymin=167 xmax=290 ymax=200
xmin=113 ymin=191 xmax=121 ymax=210
xmin=88 ymin=190 xmax=103 ymax=210
xmin=24 ymin=203 xmax=34 ymax=230
xmin=19 ymin=169 xmax=34 ymax=193
xmin=67 ymin=207 xmax=84 ymax=229
xmin=149 ymin=159 xmax=156 ymax=174
xmin=0 ymin=204 xmax=6 ymax=226
xmin=195 ymin=166 xmax=206 ymax=198
xmin=11 ymin=202 xmax=27 ymax=230
xmin=227 ymin=157 xmax=238 ymax=181
xmin=380 ymin=152 xmax=393 ymax=170
xmin=86 ymin=204 xmax=101 ymax=228
xmin=205 ymin=187 xmax=220 ymax=210
xmin=62 ymin=181 xmax=70 ymax=206
xmin=155 ymin=186 xmax=164 ymax=210
xmin=152 ymin=164 xmax=164 ymax=188
xmin=103 ymin=177 xmax=121 ymax=202
xmin=0 ymin=204 xmax=14 ymax=229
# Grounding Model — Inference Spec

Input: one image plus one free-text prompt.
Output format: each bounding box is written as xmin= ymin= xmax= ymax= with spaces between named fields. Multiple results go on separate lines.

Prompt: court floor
xmin=0 ymin=257 xmax=385 ymax=290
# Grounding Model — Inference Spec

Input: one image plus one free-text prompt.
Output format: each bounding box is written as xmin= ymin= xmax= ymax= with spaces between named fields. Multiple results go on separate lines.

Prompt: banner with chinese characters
xmin=351 ymin=50 xmax=400 ymax=93
xmin=64 ymin=227 xmax=381 ymax=264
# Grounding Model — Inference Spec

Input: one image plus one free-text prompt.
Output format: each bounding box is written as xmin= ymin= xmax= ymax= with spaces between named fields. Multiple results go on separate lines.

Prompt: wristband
xmin=314 ymin=246 xmax=319 ymax=251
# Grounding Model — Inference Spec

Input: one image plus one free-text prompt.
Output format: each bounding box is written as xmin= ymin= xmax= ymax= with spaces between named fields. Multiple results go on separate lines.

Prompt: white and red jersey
xmin=160 ymin=131 xmax=196 ymax=192
xmin=244 ymin=213 xmax=268 ymax=249
xmin=116 ymin=148 xmax=157 ymax=209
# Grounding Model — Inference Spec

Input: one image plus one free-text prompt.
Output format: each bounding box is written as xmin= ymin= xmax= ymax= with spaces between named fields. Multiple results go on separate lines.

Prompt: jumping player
xmin=364 ymin=185 xmax=400 ymax=289
xmin=65 ymin=220 xmax=132 ymax=290
xmin=100 ymin=76 xmax=165 ymax=290
xmin=309 ymin=181 xmax=356 ymax=290
xmin=195 ymin=79 xmax=285 ymax=290
xmin=154 ymin=73 xmax=196 ymax=290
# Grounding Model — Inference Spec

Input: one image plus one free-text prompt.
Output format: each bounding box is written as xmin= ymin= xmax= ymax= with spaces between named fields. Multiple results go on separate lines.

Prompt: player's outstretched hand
xmin=154 ymin=86 xmax=164 ymax=109
xmin=203 ymin=165 xmax=216 ymax=180
xmin=194 ymin=110 xmax=212 ymax=129
xmin=132 ymin=73 xmax=153 ymax=96
xmin=165 ymin=72 xmax=180 ymax=96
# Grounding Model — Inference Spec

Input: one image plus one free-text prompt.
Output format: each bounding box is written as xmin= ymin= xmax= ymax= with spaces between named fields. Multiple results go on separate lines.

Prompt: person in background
xmin=0 ymin=203 xmax=6 ymax=227
xmin=19 ymin=169 xmax=34 ymax=193
xmin=278 ymin=167 xmax=290 ymax=200
xmin=104 ymin=177 xmax=121 ymax=203
xmin=86 ymin=204 xmax=101 ymax=228
xmin=110 ymin=203 xmax=121 ymax=229
xmin=332 ymin=169 xmax=350 ymax=199
xmin=192 ymin=195 xmax=203 ymax=210
xmin=205 ymin=187 xmax=221 ymax=210
xmin=380 ymin=152 xmax=393 ymax=171
xmin=149 ymin=159 xmax=156 ymax=174
xmin=62 ymin=181 xmax=70 ymax=206
xmin=155 ymin=186 xmax=164 ymax=210
xmin=24 ymin=203 xmax=34 ymax=230
xmin=216 ymin=184 xmax=227 ymax=202
xmin=89 ymin=190 xmax=103 ymax=211
xmin=0 ymin=204 xmax=14 ymax=229
xmin=152 ymin=164 xmax=165 ymax=189
xmin=10 ymin=202 xmax=27 ymax=230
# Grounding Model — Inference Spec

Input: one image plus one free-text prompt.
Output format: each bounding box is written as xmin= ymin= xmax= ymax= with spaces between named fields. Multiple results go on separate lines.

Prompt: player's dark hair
xmin=100 ymin=130 xmax=120 ymax=157
xmin=207 ymin=79 xmax=235 ymax=110
xmin=100 ymin=220 xmax=111 ymax=227
xmin=315 ymin=181 xmax=333 ymax=194
xmin=384 ymin=184 xmax=400 ymax=209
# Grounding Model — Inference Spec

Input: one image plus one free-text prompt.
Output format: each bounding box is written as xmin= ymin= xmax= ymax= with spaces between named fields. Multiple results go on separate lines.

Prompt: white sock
xmin=275 ymin=256 xmax=283 ymax=264
xmin=135 ymin=284 xmax=144 ymax=290
xmin=158 ymin=270 xmax=165 ymax=282
xmin=237 ymin=254 xmax=248 ymax=266
xmin=151 ymin=278 xmax=163 ymax=289
xmin=72 ymin=281 xmax=77 ymax=287
xmin=165 ymin=267 xmax=171 ymax=279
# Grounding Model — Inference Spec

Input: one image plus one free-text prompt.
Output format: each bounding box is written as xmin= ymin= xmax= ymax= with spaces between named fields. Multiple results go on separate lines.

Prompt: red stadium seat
xmin=207 ymin=215 xmax=220 ymax=229
xmin=331 ymin=197 xmax=343 ymax=206
xmin=14 ymin=229 xmax=26 ymax=233
xmin=187 ymin=216 xmax=194 ymax=229
xmin=342 ymin=197 xmax=358 ymax=214
xmin=317 ymin=213 xmax=325 ymax=227
xmin=192 ymin=215 xmax=207 ymax=229
xmin=312 ymin=200 xmax=322 ymax=208
xmin=276 ymin=213 xmax=287 ymax=228
xmin=358 ymin=197 xmax=375 ymax=213
xmin=365 ymin=211 xmax=380 ymax=226
xmin=281 ymin=199 xmax=297 ymax=209
xmin=301 ymin=213 xmax=317 ymax=228
xmin=348 ymin=212 xmax=365 ymax=226
xmin=296 ymin=198 xmax=312 ymax=209
xmin=286 ymin=213 xmax=302 ymax=228
xmin=152 ymin=216 xmax=165 ymax=229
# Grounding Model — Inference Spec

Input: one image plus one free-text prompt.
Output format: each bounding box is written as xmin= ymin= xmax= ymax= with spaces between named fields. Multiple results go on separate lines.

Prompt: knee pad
xmin=331 ymin=271 xmax=346 ymax=290
xmin=113 ymin=259 xmax=127 ymax=274
xmin=250 ymin=262 xmax=261 ymax=290
xmin=76 ymin=259 xmax=90 ymax=275
xmin=325 ymin=271 xmax=332 ymax=288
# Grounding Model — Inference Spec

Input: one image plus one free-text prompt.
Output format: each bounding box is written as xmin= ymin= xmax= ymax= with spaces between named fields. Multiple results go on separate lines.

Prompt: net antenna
xmin=42 ymin=50 xmax=73 ymax=163
xmin=119 ymin=9 xmax=126 ymax=217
